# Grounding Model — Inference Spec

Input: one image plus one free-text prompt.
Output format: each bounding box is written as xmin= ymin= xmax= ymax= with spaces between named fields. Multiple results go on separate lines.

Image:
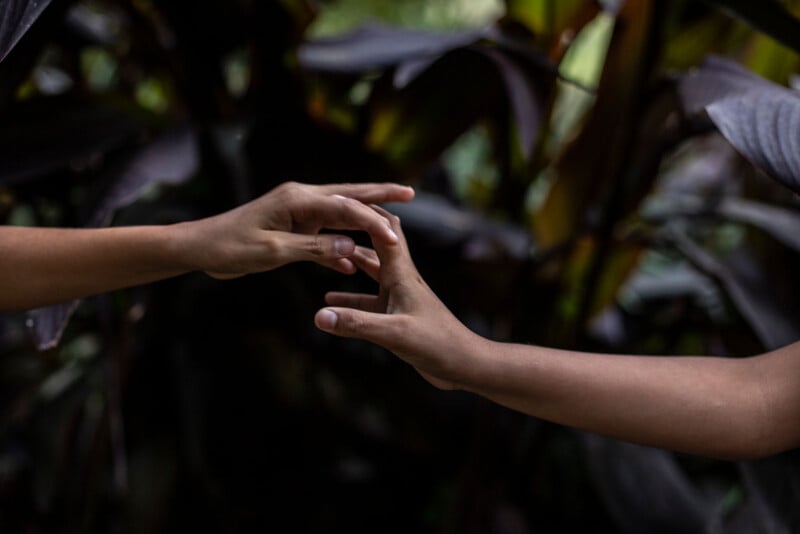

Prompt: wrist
xmin=161 ymin=221 xmax=203 ymax=273
xmin=448 ymin=328 xmax=496 ymax=393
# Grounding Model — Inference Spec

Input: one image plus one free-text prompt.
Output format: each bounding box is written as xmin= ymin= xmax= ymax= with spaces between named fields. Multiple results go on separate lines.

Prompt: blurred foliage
xmin=2 ymin=0 xmax=800 ymax=532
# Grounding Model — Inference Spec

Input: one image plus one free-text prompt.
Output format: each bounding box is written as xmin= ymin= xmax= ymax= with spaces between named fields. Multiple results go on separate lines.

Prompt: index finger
xmin=317 ymin=183 xmax=415 ymax=205
xmin=298 ymin=194 xmax=399 ymax=244
xmin=366 ymin=204 xmax=418 ymax=284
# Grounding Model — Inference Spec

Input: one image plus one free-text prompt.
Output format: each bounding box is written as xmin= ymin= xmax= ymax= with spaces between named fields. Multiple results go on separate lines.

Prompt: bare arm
xmin=0 ymin=225 xmax=189 ymax=311
xmin=315 ymin=208 xmax=800 ymax=460
xmin=0 ymin=182 xmax=414 ymax=312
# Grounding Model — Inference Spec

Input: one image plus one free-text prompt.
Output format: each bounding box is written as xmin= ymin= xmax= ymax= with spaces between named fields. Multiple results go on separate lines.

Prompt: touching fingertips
xmin=316 ymin=309 xmax=338 ymax=330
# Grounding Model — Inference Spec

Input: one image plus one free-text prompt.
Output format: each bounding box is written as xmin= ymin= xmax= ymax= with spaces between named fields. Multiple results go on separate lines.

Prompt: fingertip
xmin=315 ymin=308 xmax=338 ymax=331
xmin=403 ymin=185 xmax=415 ymax=200
xmin=334 ymin=258 xmax=356 ymax=274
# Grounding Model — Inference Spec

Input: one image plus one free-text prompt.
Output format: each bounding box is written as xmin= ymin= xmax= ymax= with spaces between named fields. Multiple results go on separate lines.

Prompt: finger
xmin=317 ymin=183 xmax=415 ymax=204
xmin=318 ymin=257 xmax=356 ymax=274
xmin=274 ymin=232 xmax=356 ymax=265
xmin=315 ymin=306 xmax=399 ymax=345
xmin=301 ymin=195 xmax=399 ymax=244
xmin=364 ymin=205 xmax=417 ymax=282
xmin=350 ymin=246 xmax=380 ymax=281
xmin=325 ymin=291 xmax=382 ymax=312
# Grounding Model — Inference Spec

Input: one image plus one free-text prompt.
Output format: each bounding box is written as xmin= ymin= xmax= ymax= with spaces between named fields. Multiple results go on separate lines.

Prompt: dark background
xmin=2 ymin=0 xmax=800 ymax=532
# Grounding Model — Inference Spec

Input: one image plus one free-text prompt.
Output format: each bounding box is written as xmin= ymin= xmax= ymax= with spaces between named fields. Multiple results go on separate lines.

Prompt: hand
xmin=175 ymin=182 xmax=415 ymax=278
xmin=314 ymin=206 xmax=484 ymax=390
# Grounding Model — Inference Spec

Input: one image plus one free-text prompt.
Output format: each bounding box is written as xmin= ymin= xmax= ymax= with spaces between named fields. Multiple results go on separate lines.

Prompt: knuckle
xmin=307 ymin=236 xmax=328 ymax=257
xmin=280 ymin=180 xmax=301 ymax=191
xmin=341 ymin=312 xmax=364 ymax=334
xmin=276 ymin=181 xmax=304 ymax=201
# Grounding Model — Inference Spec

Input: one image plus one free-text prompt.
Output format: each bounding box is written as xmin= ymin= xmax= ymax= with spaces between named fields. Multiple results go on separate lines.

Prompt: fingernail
xmin=333 ymin=194 xmax=348 ymax=200
xmin=334 ymin=237 xmax=355 ymax=256
xmin=317 ymin=309 xmax=338 ymax=330
xmin=386 ymin=228 xmax=399 ymax=242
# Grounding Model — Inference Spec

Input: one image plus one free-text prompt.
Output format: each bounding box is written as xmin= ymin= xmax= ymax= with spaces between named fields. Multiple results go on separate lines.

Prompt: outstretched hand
xmin=176 ymin=182 xmax=415 ymax=278
xmin=314 ymin=206 xmax=484 ymax=390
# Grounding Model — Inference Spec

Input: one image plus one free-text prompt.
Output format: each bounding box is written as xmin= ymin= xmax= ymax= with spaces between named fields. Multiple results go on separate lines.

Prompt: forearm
xmin=0 ymin=225 xmax=191 ymax=311
xmin=460 ymin=338 xmax=792 ymax=459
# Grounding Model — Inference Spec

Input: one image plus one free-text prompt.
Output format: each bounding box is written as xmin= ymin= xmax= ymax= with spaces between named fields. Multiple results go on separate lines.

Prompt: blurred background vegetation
xmin=2 ymin=0 xmax=800 ymax=532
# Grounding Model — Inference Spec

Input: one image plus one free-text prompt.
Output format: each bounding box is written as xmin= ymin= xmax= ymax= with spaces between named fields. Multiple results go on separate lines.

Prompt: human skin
xmin=0 ymin=182 xmax=414 ymax=312
xmin=315 ymin=206 xmax=800 ymax=460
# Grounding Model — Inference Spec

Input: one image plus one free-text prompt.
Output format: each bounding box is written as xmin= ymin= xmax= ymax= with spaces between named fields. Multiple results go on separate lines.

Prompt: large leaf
xmin=669 ymin=226 xmax=800 ymax=350
xmin=301 ymin=23 xmax=552 ymax=160
xmin=644 ymin=194 xmax=800 ymax=253
xmin=581 ymin=434 xmax=716 ymax=533
xmin=384 ymin=191 xmax=532 ymax=261
xmin=703 ymin=0 xmax=800 ymax=55
xmin=0 ymin=97 xmax=145 ymax=185
xmin=29 ymin=126 xmax=200 ymax=350
xmin=0 ymin=0 xmax=53 ymax=63
xmin=679 ymin=56 xmax=800 ymax=194
xmin=477 ymin=47 xmax=545 ymax=159
xmin=298 ymin=23 xmax=482 ymax=74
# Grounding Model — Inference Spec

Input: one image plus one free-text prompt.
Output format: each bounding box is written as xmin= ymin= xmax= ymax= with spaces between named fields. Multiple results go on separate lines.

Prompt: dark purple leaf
xmin=669 ymin=226 xmax=800 ymax=350
xmin=393 ymin=56 xmax=440 ymax=89
xmin=0 ymin=0 xmax=53 ymax=63
xmin=678 ymin=57 xmax=766 ymax=116
xmin=298 ymin=23 xmax=482 ymax=74
xmin=707 ymin=92 xmax=800 ymax=194
xmin=721 ymin=462 xmax=793 ymax=534
xmin=0 ymin=97 xmax=145 ymax=186
xmin=478 ymin=48 xmax=543 ymax=159
xmin=645 ymin=194 xmax=800 ymax=253
xmin=88 ymin=126 xmax=199 ymax=227
xmin=581 ymin=434 xmax=716 ymax=533
xmin=28 ymin=301 xmax=79 ymax=351
xmin=679 ymin=57 xmax=800 ymax=194
xmin=384 ymin=192 xmax=532 ymax=261
xmin=717 ymin=198 xmax=800 ymax=252
xmin=29 ymin=126 xmax=200 ymax=350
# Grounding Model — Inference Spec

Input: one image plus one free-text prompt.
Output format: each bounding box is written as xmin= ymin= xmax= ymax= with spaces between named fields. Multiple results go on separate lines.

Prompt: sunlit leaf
xmin=506 ymin=0 xmax=599 ymax=57
xmin=0 ymin=0 xmax=53 ymax=63
xmin=534 ymin=0 xmax=654 ymax=248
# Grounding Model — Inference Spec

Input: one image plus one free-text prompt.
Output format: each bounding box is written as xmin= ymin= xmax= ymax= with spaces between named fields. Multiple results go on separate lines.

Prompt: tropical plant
xmin=1 ymin=0 xmax=800 ymax=532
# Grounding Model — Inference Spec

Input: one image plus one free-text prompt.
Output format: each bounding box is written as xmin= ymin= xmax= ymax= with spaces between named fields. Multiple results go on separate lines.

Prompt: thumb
xmin=314 ymin=307 xmax=398 ymax=346
xmin=277 ymin=233 xmax=355 ymax=264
